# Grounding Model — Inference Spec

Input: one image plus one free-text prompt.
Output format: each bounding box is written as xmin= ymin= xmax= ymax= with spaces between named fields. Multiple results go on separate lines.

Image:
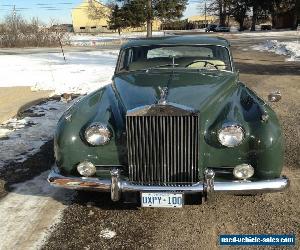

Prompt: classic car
xmin=215 ymin=25 xmax=230 ymax=32
xmin=260 ymin=23 xmax=272 ymax=30
xmin=205 ymin=24 xmax=217 ymax=32
xmin=48 ymin=36 xmax=289 ymax=208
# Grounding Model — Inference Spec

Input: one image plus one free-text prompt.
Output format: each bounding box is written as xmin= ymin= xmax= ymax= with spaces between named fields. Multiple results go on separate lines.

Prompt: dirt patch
xmin=42 ymin=192 xmax=157 ymax=250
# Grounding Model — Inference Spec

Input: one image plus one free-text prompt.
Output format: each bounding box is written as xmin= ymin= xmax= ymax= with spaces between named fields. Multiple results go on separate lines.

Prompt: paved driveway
xmin=0 ymin=87 xmax=51 ymax=123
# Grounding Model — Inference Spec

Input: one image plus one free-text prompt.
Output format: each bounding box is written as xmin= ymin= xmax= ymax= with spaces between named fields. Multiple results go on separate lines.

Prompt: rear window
xmin=147 ymin=46 xmax=213 ymax=59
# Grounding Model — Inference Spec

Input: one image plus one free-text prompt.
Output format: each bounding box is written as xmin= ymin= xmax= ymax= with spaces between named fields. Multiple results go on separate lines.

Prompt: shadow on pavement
xmin=236 ymin=61 xmax=300 ymax=75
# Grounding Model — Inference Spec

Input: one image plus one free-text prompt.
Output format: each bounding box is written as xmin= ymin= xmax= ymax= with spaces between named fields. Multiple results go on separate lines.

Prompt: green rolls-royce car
xmin=48 ymin=36 xmax=289 ymax=208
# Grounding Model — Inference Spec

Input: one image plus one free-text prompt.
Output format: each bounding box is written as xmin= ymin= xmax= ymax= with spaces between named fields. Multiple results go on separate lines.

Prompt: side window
xmin=126 ymin=49 xmax=133 ymax=66
xmin=117 ymin=49 xmax=133 ymax=72
xmin=117 ymin=50 xmax=125 ymax=72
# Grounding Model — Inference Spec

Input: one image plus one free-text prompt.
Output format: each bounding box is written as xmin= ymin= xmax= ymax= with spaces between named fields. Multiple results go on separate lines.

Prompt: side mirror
xmin=268 ymin=90 xmax=281 ymax=102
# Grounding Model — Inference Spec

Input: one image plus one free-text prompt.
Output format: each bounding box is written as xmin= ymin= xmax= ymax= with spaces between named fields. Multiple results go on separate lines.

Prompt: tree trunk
xmin=293 ymin=0 xmax=300 ymax=29
xmin=237 ymin=9 xmax=247 ymax=31
xmin=251 ymin=5 xmax=257 ymax=31
xmin=146 ymin=0 xmax=152 ymax=37
xmin=238 ymin=19 xmax=244 ymax=31
xmin=146 ymin=18 xmax=152 ymax=37
xmin=220 ymin=13 xmax=226 ymax=26
xmin=219 ymin=0 xmax=226 ymax=26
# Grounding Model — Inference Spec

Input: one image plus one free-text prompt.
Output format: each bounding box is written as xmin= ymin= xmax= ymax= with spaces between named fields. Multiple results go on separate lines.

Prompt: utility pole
xmin=13 ymin=5 xmax=17 ymax=31
xmin=12 ymin=5 xmax=17 ymax=45
xmin=13 ymin=5 xmax=16 ymax=21
xmin=199 ymin=0 xmax=208 ymax=28
xmin=204 ymin=0 xmax=207 ymax=27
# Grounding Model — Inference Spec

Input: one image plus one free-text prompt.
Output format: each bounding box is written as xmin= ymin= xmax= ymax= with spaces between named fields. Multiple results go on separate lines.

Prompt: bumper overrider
xmin=47 ymin=167 xmax=289 ymax=202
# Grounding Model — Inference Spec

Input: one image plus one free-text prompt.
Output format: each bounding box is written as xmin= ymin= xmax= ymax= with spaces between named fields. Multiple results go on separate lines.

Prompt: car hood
xmin=112 ymin=70 xmax=238 ymax=113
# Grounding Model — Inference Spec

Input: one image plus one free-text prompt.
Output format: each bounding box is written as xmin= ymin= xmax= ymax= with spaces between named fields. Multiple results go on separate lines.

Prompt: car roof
xmin=121 ymin=35 xmax=230 ymax=49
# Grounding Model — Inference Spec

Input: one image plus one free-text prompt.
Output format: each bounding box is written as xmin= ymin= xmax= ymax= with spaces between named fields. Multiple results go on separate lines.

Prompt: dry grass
xmin=0 ymin=13 xmax=69 ymax=48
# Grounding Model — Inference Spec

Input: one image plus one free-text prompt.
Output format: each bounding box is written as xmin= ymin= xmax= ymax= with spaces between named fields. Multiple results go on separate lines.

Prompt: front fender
xmin=201 ymin=83 xmax=284 ymax=179
xmin=55 ymin=85 xmax=126 ymax=175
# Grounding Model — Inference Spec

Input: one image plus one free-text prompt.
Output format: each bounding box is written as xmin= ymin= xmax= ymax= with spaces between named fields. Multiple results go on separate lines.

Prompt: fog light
xmin=77 ymin=161 xmax=96 ymax=177
xmin=233 ymin=164 xmax=254 ymax=180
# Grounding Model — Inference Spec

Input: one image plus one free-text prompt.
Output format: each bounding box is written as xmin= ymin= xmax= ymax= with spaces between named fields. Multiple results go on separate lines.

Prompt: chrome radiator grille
xmin=126 ymin=115 xmax=199 ymax=185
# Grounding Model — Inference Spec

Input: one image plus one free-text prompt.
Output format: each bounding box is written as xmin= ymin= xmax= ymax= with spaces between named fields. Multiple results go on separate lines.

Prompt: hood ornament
xmin=158 ymin=86 xmax=169 ymax=105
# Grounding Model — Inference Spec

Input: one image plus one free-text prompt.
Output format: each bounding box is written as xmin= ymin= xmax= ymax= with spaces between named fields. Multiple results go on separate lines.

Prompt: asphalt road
xmin=41 ymin=37 xmax=299 ymax=249
xmin=0 ymin=34 xmax=299 ymax=250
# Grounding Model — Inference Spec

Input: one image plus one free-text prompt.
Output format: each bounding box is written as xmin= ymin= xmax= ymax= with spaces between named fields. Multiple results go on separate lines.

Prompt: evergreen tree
xmin=109 ymin=5 xmax=124 ymax=35
xmin=154 ymin=0 xmax=188 ymax=22
xmin=123 ymin=0 xmax=148 ymax=28
xmin=118 ymin=0 xmax=188 ymax=37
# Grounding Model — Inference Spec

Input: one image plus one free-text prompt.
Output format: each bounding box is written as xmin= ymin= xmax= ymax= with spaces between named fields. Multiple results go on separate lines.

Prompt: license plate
xmin=141 ymin=192 xmax=183 ymax=208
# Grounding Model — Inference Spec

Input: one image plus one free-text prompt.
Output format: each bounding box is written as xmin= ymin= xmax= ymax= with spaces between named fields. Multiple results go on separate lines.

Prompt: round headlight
xmin=233 ymin=164 xmax=254 ymax=180
xmin=84 ymin=123 xmax=111 ymax=146
xmin=218 ymin=123 xmax=245 ymax=147
xmin=77 ymin=161 xmax=96 ymax=177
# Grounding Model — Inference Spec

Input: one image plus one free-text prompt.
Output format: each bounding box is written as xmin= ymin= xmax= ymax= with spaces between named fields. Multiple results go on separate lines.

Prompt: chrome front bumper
xmin=47 ymin=167 xmax=289 ymax=202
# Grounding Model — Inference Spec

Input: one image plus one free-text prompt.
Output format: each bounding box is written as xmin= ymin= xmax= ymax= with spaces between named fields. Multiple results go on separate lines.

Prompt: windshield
xmin=116 ymin=44 xmax=233 ymax=73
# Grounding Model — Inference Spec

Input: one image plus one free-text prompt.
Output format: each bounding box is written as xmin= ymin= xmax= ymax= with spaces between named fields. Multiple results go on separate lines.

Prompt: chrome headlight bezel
xmin=84 ymin=122 xmax=111 ymax=146
xmin=217 ymin=123 xmax=245 ymax=148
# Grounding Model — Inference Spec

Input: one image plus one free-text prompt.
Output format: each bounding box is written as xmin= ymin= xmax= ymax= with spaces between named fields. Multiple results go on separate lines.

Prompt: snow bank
xmin=0 ymin=50 xmax=118 ymax=95
xmin=0 ymin=100 xmax=74 ymax=168
xmin=232 ymin=30 xmax=299 ymax=37
xmin=70 ymin=31 xmax=165 ymax=46
xmin=252 ymin=40 xmax=300 ymax=61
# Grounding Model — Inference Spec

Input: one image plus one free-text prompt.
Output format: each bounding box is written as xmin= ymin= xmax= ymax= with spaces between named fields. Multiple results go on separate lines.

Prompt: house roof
xmin=121 ymin=35 xmax=230 ymax=49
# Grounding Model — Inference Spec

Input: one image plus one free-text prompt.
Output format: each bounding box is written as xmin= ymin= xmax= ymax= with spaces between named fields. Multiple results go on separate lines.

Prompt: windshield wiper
xmin=115 ymin=64 xmax=180 ymax=75
xmin=146 ymin=63 xmax=180 ymax=71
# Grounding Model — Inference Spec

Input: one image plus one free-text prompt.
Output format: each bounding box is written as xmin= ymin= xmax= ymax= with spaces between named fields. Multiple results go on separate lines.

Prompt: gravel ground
xmin=42 ymin=45 xmax=300 ymax=249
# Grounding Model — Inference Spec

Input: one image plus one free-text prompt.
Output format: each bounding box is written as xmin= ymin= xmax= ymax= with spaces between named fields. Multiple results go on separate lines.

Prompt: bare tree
xmin=0 ymin=12 xmax=69 ymax=48
xmin=230 ymin=0 xmax=251 ymax=30
xmin=207 ymin=0 xmax=231 ymax=26
xmin=88 ymin=0 xmax=107 ymax=20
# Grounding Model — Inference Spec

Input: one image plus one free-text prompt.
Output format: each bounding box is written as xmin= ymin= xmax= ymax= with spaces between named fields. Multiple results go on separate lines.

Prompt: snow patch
xmin=233 ymin=30 xmax=299 ymax=37
xmin=70 ymin=31 xmax=165 ymax=46
xmin=0 ymin=100 xmax=74 ymax=168
xmin=252 ymin=40 xmax=300 ymax=61
xmin=99 ymin=229 xmax=117 ymax=239
xmin=0 ymin=50 xmax=118 ymax=95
